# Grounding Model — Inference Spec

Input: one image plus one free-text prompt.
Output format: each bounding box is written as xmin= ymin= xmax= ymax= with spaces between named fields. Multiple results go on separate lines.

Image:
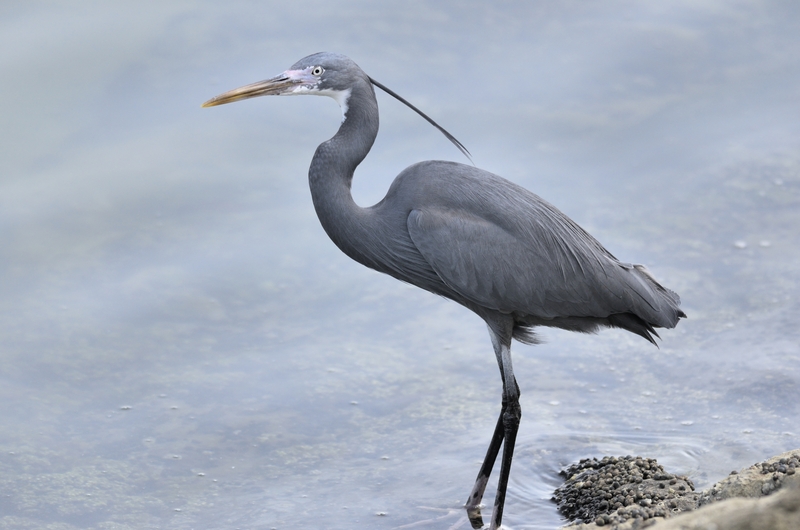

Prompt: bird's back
xmin=373 ymin=160 xmax=684 ymax=341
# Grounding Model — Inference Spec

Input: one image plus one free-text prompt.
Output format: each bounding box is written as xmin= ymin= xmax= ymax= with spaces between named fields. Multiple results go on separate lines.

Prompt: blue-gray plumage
xmin=203 ymin=52 xmax=685 ymax=530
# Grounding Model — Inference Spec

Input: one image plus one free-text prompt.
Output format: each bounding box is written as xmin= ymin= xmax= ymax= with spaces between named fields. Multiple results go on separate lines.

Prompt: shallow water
xmin=1 ymin=2 xmax=799 ymax=529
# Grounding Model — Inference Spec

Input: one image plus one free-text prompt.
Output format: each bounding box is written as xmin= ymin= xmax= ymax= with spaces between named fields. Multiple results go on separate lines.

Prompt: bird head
xmin=202 ymin=52 xmax=471 ymax=161
xmin=202 ymin=52 xmax=363 ymax=113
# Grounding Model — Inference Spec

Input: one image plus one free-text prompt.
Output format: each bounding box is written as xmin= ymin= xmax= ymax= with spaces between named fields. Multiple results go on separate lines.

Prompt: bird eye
xmin=311 ymin=66 xmax=324 ymax=76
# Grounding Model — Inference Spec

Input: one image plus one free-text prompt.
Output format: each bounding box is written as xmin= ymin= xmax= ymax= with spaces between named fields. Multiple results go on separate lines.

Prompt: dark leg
xmin=491 ymin=397 xmax=520 ymax=529
xmin=464 ymin=322 xmax=521 ymax=530
xmin=465 ymin=408 xmax=505 ymax=528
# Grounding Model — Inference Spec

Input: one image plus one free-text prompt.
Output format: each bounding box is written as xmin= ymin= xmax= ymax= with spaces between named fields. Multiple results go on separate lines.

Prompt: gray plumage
xmin=203 ymin=52 xmax=685 ymax=530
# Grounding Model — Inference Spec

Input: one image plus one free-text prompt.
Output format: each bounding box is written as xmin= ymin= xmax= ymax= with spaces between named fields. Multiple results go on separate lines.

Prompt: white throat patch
xmin=290 ymin=86 xmax=351 ymax=123
xmin=317 ymin=88 xmax=351 ymax=122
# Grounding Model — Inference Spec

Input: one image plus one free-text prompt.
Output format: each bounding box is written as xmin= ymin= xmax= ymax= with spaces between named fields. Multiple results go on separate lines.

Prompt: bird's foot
xmin=465 ymin=503 xmax=485 ymax=529
xmin=465 ymin=474 xmax=490 ymax=529
xmin=465 ymin=506 xmax=508 ymax=530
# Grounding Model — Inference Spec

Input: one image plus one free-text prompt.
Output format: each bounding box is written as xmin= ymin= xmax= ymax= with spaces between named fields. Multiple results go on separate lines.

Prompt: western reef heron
xmin=203 ymin=52 xmax=685 ymax=530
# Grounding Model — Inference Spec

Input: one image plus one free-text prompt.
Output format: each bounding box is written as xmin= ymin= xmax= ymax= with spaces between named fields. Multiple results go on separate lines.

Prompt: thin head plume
xmin=368 ymin=77 xmax=473 ymax=164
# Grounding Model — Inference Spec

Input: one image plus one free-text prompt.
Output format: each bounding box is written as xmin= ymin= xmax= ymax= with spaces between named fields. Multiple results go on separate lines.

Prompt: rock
xmin=555 ymin=449 xmax=800 ymax=530
xmin=552 ymin=455 xmax=700 ymax=526
xmin=698 ymin=450 xmax=800 ymax=505
xmin=636 ymin=484 xmax=800 ymax=530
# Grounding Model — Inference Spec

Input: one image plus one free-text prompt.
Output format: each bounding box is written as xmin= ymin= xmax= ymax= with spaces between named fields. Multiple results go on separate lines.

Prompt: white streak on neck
xmin=285 ymin=85 xmax=352 ymax=122
xmin=318 ymin=88 xmax=351 ymax=122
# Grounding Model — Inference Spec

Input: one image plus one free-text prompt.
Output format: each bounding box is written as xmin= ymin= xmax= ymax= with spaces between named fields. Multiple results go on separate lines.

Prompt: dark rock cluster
xmin=760 ymin=454 xmax=798 ymax=475
xmin=552 ymin=455 xmax=699 ymax=527
xmin=756 ymin=453 xmax=798 ymax=495
xmin=698 ymin=450 xmax=800 ymax=506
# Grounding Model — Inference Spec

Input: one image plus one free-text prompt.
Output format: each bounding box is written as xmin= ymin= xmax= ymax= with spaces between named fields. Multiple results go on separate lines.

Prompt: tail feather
xmin=626 ymin=264 xmax=686 ymax=328
xmin=607 ymin=313 xmax=660 ymax=347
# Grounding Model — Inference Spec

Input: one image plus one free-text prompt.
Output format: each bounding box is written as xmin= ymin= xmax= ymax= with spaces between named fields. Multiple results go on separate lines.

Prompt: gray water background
xmin=1 ymin=2 xmax=799 ymax=529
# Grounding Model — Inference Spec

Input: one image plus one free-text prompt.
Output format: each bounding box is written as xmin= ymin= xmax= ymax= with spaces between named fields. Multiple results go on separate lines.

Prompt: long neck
xmin=308 ymin=80 xmax=380 ymax=263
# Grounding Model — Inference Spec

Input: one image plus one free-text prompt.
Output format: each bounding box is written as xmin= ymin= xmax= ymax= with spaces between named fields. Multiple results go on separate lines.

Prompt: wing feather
xmin=407 ymin=201 xmax=678 ymax=327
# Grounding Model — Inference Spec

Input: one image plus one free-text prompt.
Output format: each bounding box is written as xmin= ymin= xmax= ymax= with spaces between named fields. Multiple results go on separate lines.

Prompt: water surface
xmin=1 ymin=2 xmax=799 ymax=529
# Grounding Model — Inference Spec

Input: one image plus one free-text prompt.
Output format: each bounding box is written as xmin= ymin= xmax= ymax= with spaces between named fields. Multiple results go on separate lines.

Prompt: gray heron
xmin=203 ymin=52 xmax=685 ymax=530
